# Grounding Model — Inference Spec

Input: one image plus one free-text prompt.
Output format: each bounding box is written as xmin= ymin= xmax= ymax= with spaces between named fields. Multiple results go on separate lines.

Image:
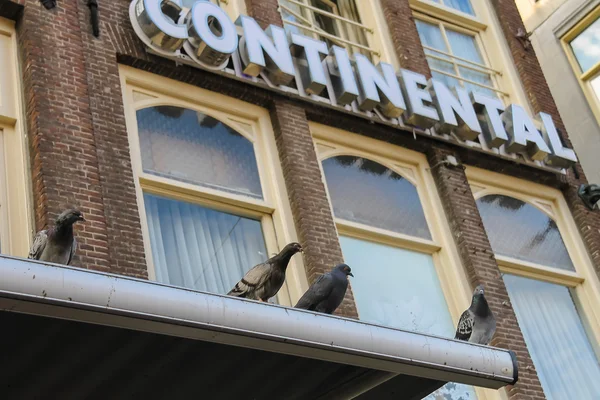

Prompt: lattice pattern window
xmin=470 ymin=168 xmax=600 ymax=400
xmin=415 ymin=19 xmax=504 ymax=99
xmin=279 ymin=0 xmax=376 ymax=59
xmin=315 ymin=127 xmax=478 ymax=400
xmin=122 ymin=72 xmax=299 ymax=305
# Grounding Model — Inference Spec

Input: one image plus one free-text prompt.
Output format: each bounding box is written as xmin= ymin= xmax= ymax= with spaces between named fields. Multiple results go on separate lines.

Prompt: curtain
xmin=445 ymin=29 xmax=496 ymax=98
xmin=415 ymin=20 xmax=462 ymax=92
xmin=339 ymin=236 xmax=477 ymax=400
xmin=444 ymin=0 xmax=474 ymax=16
xmin=504 ymin=275 xmax=600 ymax=400
xmin=144 ymin=193 xmax=268 ymax=295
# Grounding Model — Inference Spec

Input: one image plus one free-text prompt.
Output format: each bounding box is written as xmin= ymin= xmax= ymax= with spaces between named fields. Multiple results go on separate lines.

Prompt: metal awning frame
xmin=0 ymin=255 xmax=517 ymax=391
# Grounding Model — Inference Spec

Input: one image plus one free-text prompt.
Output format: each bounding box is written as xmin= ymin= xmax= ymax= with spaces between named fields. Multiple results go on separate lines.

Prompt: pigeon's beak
xmin=349 ymin=272 xmax=354 ymax=277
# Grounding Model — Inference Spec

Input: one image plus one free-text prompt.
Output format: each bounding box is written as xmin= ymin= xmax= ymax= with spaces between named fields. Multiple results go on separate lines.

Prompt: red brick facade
xmin=4 ymin=1 xmax=600 ymax=399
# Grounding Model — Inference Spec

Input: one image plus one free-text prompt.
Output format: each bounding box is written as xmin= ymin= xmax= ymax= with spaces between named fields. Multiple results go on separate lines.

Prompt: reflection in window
xmin=339 ymin=237 xmax=477 ymax=400
xmin=415 ymin=20 xmax=497 ymax=99
xmin=280 ymin=0 xmax=373 ymax=59
xmin=570 ymin=17 xmax=600 ymax=73
xmin=137 ymin=106 xmax=263 ymax=199
xmin=431 ymin=0 xmax=474 ymax=16
xmin=322 ymin=156 xmax=431 ymax=239
xmin=504 ymin=275 xmax=600 ymax=400
xmin=144 ymin=193 xmax=268 ymax=294
xmin=476 ymin=195 xmax=574 ymax=271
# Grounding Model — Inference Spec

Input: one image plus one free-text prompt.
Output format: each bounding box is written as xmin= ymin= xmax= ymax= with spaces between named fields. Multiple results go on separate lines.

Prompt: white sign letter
xmin=398 ymin=69 xmax=438 ymax=128
xmin=470 ymin=92 xmax=507 ymax=148
xmin=186 ymin=2 xmax=238 ymax=68
xmin=430 ymin=80 xmax=481 ymax=140
xmin=502 ymin=104 xmax=551 ymax=161
xmin=328 ymin=46 xmax=359 ymax=106
xmin=290 ymin=34 xmax=328 ymax=95
xmin=236 ymin=16 xmax=295 ymax=85
xmin=355 ymin=54 xmax=406 ymax=118
xmin=538 ymin=112 xmax=578 ymax=167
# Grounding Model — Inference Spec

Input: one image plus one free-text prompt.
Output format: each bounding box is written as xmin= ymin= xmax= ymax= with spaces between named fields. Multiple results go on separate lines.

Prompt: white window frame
xmin=119 ymin=65 xmax=307 ymax=305
xmin=467 ymin=166 xmax=600 ymax=355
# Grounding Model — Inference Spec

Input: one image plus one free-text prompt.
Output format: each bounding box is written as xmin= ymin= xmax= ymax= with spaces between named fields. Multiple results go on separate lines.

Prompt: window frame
xmin=313 ymin=124 xmax=504 ymax=400
xmin=466 ymin=166 xmax=600 ymax=351
xmin=119 ymin=65 xmax=307 ymax=305
xmin=410 ymin=0 xmax=531 ymax=108
xmin=0 ymin=17 xmax=33 ymax=258
xmin=561 ymin=5 xmax=600 ymax=127
xmin=278 ymin=0 xmax=397 ymax=66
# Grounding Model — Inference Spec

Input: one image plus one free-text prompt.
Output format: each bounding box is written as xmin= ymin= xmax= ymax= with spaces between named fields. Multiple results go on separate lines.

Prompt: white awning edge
xmin=0 ymin=255 xmax=517 ymax=389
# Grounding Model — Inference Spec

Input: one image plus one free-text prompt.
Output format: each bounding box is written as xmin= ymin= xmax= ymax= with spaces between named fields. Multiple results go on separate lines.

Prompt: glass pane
xmin=137 ymin=106 xmax=263 ymax=199
xmin=477 ymin=195 xmax=575 ymax=271
xmin=339 ymin=236 xmax=477 ymax=400
xmin=443 ymin=0 xmax=475 ymax=16
xmin=459 ymin=67 xmax=497 ymax=98
xmin=504 ymin=275 xmax=600 ymax=400
xmin=416 ymin=20 xmax=449 ymax=53
xmin=446 ymin=29 xmax=483 ymax=64
xmin=322 ymin=156 xmax=431 ymax=239
xmin=570 ymin=17 xmax=600 ymax=73
xmin=280 ymin=0 xmax=304 ymax=37
xmin=144 ymin=193 xmax=269 ymax=295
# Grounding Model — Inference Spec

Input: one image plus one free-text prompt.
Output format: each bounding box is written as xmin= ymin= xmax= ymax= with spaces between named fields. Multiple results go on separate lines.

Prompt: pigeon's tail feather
xmin=227 ymin=283 xmax=248 ymax=297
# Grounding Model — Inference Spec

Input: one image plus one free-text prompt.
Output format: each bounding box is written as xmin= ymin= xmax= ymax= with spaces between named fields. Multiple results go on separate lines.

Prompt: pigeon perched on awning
xmin=28 ymin=209 xmax=85 ymax=266
xmin=227 ymin=242 xmax=303 ymax=302
xmin=454 ymin=284 xmax=496 ymax=345
xmin=295 ymin=263 xmax=353 ymax=314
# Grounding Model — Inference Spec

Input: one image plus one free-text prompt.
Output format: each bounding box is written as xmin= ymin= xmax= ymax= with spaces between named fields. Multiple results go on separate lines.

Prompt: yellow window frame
xmin=410 ymin=0 xmax=532 ymax=110
xmin=312 ymin=122 xmax=505 ymax=400
xmin=561 ymin=5 xmax=600 ymax=127
xmin=467 ymin=166 xmax=600 ymax=352
xmin=278 ymin=0 xmax=398 ymax=66
xmin=119 ymin=65 xmax=308 ymax=305
xmin=0 ymin=17 xmax=33 ymax=259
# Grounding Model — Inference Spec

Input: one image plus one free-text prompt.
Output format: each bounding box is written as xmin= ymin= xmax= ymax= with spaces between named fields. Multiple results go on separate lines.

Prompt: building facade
xmin=0 ymin=0 xmax=599 ymax=399
xmin=516 ymin=0 xmax=600 ymax=193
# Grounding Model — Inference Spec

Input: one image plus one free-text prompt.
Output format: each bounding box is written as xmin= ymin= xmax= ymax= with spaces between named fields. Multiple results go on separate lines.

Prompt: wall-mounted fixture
xmin=88 ymin=0 xmax=99 ymax=37
xmin=578 ymin=184 xmax=600 ymax=210
xmin=40 ymin=0 xmax=56 ymax=10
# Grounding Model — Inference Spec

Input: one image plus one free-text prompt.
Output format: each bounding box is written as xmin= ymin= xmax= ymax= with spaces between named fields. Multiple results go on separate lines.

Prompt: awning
xmin=0 ymin=255 xmax=517 ymax=399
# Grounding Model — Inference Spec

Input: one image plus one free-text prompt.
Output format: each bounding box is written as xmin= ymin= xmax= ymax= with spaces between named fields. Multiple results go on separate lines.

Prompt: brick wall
xmin=269 ymin=99 xmax=358 ymax=318
xmin=380 ymin=0 xmax=431 ymax=76
xmin=9 ymin=1 xmax=600 ymax=397
xmin=487 ymin=0 xmax=600 ymax=279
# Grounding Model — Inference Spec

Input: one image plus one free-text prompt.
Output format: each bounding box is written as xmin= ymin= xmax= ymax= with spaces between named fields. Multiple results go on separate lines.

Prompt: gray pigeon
xmin=28 ymin=209 xmax=85 ymax=265
xmin=295 ymin=263 xmax=353 ymax=314
xmin=227 ymin=242 xmax=303 ymax=302
xmin=455 ymin=284 xmax=496 ymax=345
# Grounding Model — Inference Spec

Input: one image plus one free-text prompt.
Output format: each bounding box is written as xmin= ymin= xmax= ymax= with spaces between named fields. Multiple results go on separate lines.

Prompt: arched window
xmin=122 ymin=73 xmax=299 ymax=304
xmin=136 ymin=106 xmax=267 ymax=295
xmin=315 ymin=127 xmax=478 ymax=400
xmin=474 ymin=184 xmax=600 ymax=399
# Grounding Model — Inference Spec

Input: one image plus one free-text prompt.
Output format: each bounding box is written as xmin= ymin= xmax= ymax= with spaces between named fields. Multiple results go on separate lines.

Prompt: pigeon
xmin=295 ymin=263 xmax=353 ymax=314
xmin=227 ymin=242 xmax=303 ymax=302
xmin=28 ymin=209 xmax=85 ymax=266
xmin=454 ymin=284 xmax=496 ymax=345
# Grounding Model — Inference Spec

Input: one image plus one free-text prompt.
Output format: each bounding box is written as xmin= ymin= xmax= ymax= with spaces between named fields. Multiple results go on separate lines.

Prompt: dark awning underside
xmin=0 ymin=256 xmax=517 ymax=399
